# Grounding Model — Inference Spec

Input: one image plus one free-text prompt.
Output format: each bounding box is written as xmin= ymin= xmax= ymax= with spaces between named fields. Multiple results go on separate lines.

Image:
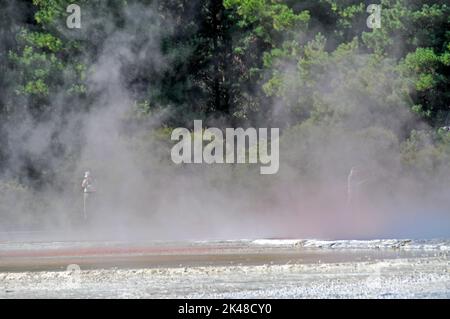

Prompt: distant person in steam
xmin=81 ymin=171 xmax=96 ymax=220
xmin=347 ymin=166 xmax=370 ymax=208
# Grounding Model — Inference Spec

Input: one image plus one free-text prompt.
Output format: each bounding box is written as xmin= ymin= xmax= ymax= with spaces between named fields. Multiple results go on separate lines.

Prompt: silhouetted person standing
xmin=81 ymin=171 xmax=95 ymax=219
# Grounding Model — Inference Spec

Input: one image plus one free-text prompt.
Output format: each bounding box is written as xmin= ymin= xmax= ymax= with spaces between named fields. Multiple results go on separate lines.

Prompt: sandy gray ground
xmin=0 ymin=239 xmax=449 ymax=298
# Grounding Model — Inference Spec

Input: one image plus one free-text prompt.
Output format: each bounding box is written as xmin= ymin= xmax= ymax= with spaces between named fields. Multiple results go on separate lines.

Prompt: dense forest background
xmin=0 ymin=0 xmax=449 ymax=235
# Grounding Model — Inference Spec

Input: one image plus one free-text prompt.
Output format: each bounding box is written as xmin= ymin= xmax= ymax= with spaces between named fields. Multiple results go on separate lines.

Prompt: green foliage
xmin=7 ymin=1 xmax=87 ymax=106
xmin=9 ymin=44 xmax=63 ymax=98
xmin=400 ymin=46 xmax=449 ymax=123
xmin=400 ymin=129 xmax=450 ymax=182
xmin=224 ymin=0 xmax=310 ymax=38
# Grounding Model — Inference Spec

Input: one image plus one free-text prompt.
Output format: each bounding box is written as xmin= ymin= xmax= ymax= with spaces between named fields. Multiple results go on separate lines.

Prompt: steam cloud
xmin=0 ymin=0 xmax=449 ymax=241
